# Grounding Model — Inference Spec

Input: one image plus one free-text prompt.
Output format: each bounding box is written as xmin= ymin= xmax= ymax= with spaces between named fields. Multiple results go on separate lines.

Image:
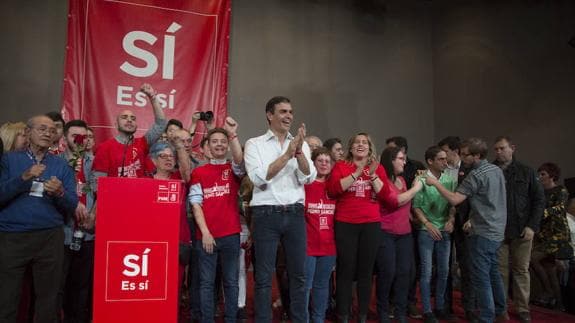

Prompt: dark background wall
xmin=229 ymin=0 xmax=434 ymax=159
xmin=1 ymin=0 xmax=574 ymax=179
xmin=433 ymin=0 xmax=575 ymax=180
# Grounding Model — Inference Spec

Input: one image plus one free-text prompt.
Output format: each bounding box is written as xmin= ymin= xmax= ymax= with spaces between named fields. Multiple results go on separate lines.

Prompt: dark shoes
xmin=495 ymin=312 xmax=509 ymax=323
xmin=236 ymin=307 xmax=247 ymax=320
xmin=379 ymin=315 xmax=392 ymax=323
xmin=464 ymin=310 xmax=479 ymax=323
xmin=517 ymin=312 xmax=531 ymax=323
xmin=408 ymin=303 xmax=423 ymax=319
xmin=395 ymin=316 xmax=409 ymax=323
xmin=423 ymin=312 xmax=439 ymax=323
xmin=435 ymin=309 xmax=456 ymax=321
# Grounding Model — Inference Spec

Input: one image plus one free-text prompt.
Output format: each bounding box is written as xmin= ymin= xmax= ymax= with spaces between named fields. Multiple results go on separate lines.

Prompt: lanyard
xmin=26 ymin=148 xmax=46 ymax=165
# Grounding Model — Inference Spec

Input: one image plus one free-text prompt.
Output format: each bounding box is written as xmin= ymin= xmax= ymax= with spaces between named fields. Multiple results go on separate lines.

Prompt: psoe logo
xmin=106 ymin=241 xmax=169 ymax=301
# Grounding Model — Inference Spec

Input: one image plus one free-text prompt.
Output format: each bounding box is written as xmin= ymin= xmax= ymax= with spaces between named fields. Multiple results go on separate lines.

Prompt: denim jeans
xmin=468 ymin=235 xmax=506 ymax=323
xmin=197 ymin=234 xmax=240 ymax=323
xmin=251 ymin=204 xmax=307 ymax=323
xmin=375 ymin=231 xmax=413 ymax=318
xmin=418 ymin=230 xmax=451 ymax=314
xmin=304 ymin=255 xmax=336 ymax=323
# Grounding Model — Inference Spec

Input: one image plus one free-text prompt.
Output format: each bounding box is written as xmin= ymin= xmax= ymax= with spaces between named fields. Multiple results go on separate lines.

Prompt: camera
xmin=199 ymin=111 xmax=213 ymax=122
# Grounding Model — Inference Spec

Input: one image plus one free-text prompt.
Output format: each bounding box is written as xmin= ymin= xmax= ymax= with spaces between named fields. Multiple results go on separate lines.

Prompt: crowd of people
xmin=1 ymin=84 xmax=574 ymax=323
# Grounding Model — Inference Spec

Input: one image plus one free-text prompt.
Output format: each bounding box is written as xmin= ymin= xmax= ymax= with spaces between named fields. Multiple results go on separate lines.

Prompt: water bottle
xmin=69 ymin=229 xmax=85 ymax=251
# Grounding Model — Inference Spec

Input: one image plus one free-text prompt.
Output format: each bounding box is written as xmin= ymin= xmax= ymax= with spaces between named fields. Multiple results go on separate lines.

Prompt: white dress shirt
xmin=444 ymin=160 xmax=461 ymax=181
xmin=244 ymin=129 xmax=317 ymax=206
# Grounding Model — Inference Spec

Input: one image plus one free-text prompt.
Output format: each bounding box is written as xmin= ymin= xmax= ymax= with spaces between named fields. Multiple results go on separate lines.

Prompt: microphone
xmin=120 ymin=134 xmax=134 ymax=177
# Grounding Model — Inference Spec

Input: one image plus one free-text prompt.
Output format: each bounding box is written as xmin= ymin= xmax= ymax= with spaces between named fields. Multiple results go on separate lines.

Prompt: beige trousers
xmin=497 ymin=238 xmax=533 ymax=313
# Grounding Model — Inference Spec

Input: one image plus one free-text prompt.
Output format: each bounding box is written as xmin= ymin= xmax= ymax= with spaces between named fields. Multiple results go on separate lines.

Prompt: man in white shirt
xmin=244 ymin=96 xmax=316 ymax=322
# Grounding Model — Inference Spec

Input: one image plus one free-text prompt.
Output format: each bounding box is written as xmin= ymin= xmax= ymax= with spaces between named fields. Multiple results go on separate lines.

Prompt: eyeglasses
xmin=33 ymin=126 xmax=57 ymax=135
xmin=157 ymin=153 xmax=175 ymax=160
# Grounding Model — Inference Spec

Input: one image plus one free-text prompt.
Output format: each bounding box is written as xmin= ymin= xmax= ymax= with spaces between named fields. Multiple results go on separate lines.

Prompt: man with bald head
xmin=0 ymin=115 xmax=79 ymax=323
xmin=92 ymin=83 xmax=167 ymax=179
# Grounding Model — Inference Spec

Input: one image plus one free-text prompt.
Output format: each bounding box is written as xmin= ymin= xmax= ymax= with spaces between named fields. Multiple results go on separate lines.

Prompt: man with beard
xmin=0 ymin=115 xmax=78 ymax=323
xmin=92 ymin=83 xmax=166 ymax=179
xmin=57 ymin=119 xmax=95 ymax=323
xmin=425 ymin=138 xmax=507 ymax=323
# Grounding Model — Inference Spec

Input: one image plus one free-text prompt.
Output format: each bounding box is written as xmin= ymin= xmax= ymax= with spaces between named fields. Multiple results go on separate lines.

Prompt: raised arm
xmin=223 ymin=116 xmax=243 ymax=165
xmin=140 ymin=83 xmax=167 ymax=144
xmin=170 ymin=135 xmax=192 ymax=183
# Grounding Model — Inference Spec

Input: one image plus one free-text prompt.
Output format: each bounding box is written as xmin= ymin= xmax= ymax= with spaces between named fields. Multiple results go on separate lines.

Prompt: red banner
xmin=62 ymin=0 xmax=231 ymax=144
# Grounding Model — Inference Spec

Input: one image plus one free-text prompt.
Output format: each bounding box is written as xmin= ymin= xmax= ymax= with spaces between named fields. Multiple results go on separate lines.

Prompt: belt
xmin=251 ymin=203 xmax=303 ymax=212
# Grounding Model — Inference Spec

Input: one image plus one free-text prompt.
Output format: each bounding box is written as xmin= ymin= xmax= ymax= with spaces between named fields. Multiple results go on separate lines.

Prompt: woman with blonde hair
xmin=327 ymin=132 xmax=398 ymax=322
xmin=0 ymin=122 xmax=28 ymax=152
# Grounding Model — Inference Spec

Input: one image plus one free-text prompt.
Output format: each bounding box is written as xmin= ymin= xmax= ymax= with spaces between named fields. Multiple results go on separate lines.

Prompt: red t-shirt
xmin=305 ymin=180 xmax=336 ymax=256
xmin=191 ymin=163 xmax=241 ymax=239
xmin=93 ymin=137 xmax=149 ymax=178
xmin=380 ymin=176 xmax=412 ymax=235
xmin=327 ymin=161 xmax=397 ymax=224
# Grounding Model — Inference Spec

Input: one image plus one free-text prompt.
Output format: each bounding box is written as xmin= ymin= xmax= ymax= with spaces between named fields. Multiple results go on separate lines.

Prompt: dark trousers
xmin=334 ymin=221 xmax=380 ymax=317
xmin=59 ymin=241 xmax=94 ymax=323
xmin=0 ymin=228 xmax=64 ymax=323
xmin=252 ymin=204 xmax=307 ymax=323
xmin=452 ymin=228 xmax=476 ymax=313
xmin=188 ymin=239 xmax=201 ymax=320
xmin=375 ymin=231 xmax=413 ymax=318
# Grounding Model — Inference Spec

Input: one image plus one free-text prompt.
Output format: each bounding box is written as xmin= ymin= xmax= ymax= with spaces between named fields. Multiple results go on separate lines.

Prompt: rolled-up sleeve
xmin=232 ymin=160 xmax=246 ymax=177
xmin=244 ymin=139 xmax=270 ymax=189
xmin=188 ymin=183 xmax=203 ymax=205
xmin=295 ymin=142 xmax=316 ymax=185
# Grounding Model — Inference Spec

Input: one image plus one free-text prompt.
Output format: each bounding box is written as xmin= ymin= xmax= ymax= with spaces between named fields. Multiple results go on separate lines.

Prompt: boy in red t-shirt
xmin=188 ymin=117 xmax=244 ymax=322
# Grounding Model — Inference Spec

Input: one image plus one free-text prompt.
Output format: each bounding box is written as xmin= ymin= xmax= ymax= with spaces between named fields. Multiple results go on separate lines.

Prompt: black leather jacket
xmin=494 ymin=159 xmax=545 ymax=240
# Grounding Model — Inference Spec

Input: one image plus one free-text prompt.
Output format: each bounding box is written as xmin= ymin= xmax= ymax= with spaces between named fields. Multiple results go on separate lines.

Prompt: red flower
xmin=74 ymin=134 xmax=87 ymax=146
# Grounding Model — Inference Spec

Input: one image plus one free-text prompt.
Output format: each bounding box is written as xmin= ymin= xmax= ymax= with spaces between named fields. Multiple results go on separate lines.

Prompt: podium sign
xmin=93 ymin=177 xmax=184 ymax=323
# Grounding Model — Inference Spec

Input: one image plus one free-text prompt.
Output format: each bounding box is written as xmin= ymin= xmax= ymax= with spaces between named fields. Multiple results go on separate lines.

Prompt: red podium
xmin=93 ymin=177 xmax=184 ymax=323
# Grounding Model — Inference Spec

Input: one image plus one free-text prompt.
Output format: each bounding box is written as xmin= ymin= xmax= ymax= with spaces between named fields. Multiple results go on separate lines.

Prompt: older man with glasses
xmin=0 ymin=115 xmax=78 ymax=323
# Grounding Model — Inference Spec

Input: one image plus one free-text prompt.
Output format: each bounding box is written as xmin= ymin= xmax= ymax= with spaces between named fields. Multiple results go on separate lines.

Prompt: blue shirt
xmin=58 ymin=152 xmax=96 ymax=244
xmin=0 ymin=150 xmax=78 ymax=232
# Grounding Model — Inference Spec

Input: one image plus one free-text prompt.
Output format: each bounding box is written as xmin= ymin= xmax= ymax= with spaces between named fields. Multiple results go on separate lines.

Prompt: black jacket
xmin=494 ymin=159 xmax=545 ymax=240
